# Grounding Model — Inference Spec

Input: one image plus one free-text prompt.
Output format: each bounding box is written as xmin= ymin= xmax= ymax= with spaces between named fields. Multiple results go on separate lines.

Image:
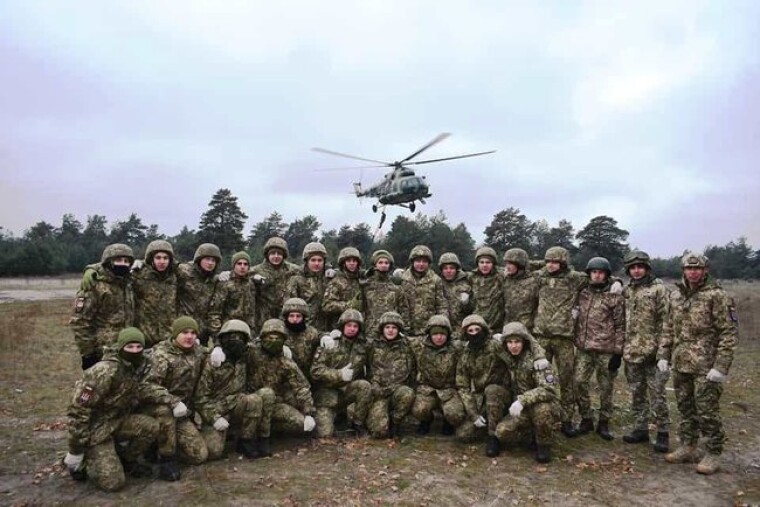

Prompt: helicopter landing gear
xmin=372 ymin=204 xmax=378 ymax=213
xmin=409 ymin=202 xmax=416 ymax=212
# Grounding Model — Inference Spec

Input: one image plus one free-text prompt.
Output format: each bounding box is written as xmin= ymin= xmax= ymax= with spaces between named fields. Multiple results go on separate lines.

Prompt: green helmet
xmin=260 ymin=318 xmax=287 ymax=337
xmin=371 ymin=249 xmax=394 ymax=266
xmin=101 ymin=243 xmax=134 ymax=264
xmin=378 ymin=311 xmax=404 ymax=332
xmin=194 ymin=243 xmax=222 ymax=263
xmin=144 ymin=240 xmax=174 ymax=264
xmin=586 ymin=257 xmax=611 ymax=275
xmin=409 ymin=245 xmax=433 ymax=263
xmin=302 ymin=242 xmax=327 ymax=261
xmin=503 ymin=248 xmax=529 ymax=269
xmin=624 ymin=250 xmax=651 ymax=270
xmin=264 ymin=237 xmax=289 ymax=259
xmin=338 ymin=247 xmax=362 ymax=267
xmin=338 ymin=309 xmax=364 ymax=329
xmin=475 ymin=246 xmax=498 ymax=263
xmin=501 ymin=321 xmax=531 ymax=342
xmin=281 ymin=297 xmax=310 ymax=318
xmin=438 ymin=252 xmax=461 ymax=269
xmin=461 ymin=314 xmax=489 ymax=333
xmin=219 ymin=319 xmax=252 ymax=340
xmin=681 ymin=251 xmax=708 ymax=268
xmin=544 ymin=246 xmax=569 ymax=264
xmin=425 ymin=314 xmax=452 ymax=335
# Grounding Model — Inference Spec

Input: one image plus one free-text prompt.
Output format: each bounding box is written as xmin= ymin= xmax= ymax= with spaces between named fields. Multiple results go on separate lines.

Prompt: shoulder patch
xmin=77 ymin=385 xmax=95 ymax=405
xmin=74 ymin=297 xmax=85 ymax=312
xmin=728 ymin=305 xmax=738 ymax=323
xmin=544 ymin=373 xmax=556 ymax=384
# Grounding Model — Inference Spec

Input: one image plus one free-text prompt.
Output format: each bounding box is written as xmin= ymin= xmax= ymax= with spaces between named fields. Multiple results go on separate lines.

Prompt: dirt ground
xmin=0 ymin=284 xmax=758 ymax=506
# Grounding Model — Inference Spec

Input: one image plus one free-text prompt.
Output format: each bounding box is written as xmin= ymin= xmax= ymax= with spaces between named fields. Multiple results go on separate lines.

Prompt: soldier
xmin=410 ymin=315 xmax=466 ymax=436
xmin=280 ymin=297 xmax=321 ymax=382
xmin=621 ymin=250 xmax=671 ymax=452
xmin=494 ymin=322 xmax=557 ymax=463
xmin=502 ymin=248 xmax=539 ymax=331
xmin=140 ymin=316 xmax=209 ymax=480
xmin=470 ymin=246 xmax=505 ymax=332
xmin=63 ymin=327 xmax=183 ymax=491
xmin=251 ymin=237 xmax=300 ymax=328
xmin=246 ymin=319 xmax=317 ymax=437
xmin=573 ymin=257 xmax=625 ymax=440
xmin=209 ymin=251 xmax=257 ymax=339
xmin=658 ymin=252 xmax=738 ymax=475
xmin=310 ymin=309 xmax=372 ymax=437
xmin=322 ymin=247 xmax=365 ymax=329
xmin=195 ymin=320 xmax=275 ymax=460
xmin=70 ymin=243 xmax=135 ymax=370
xmin=438 ymin=252 xmax=473 ymax=340
xmin=176 ymin=243 xmax=222 ymax=346
xmin=362 ymin=250 xmax=410 ymax=340
xmin=399 ymin=245 xmax=449 ymax=337
xmin=287 ymin=242 xmax=330 ymax=332
xmin=366 ymin=312 xmax=416 ymax=438
xmin=455 ymin=314 xmax=509 ymax=457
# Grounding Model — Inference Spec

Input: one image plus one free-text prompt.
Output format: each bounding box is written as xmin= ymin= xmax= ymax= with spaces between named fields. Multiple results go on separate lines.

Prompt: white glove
xmin=213 ymin=417 xmax=229 ymax=431
xmin=474 ymin=415 xmax=487 ymax=428
xmin=329 ymin=329 xmax=342 ymax=339
xmin=340 ymin=365 xmax=354 ymax=382
xmin=325 ymin=268 xmax=336 ymax=278
xmin=320 ymin=335 xmax=337 ymax=350
xmin=571 ymin=307 xmax=579 ymax=320
xmin=172 ymin=401 xmax=189 ymax=418
xmin=392 ymin=268 xmax=404 ymax=279
xmin=609 ymin=280 xmax=624 ymax=294
xmin=509 ymin=399 xmax=524 ymax=418
xmin=657 ymin=359 xmax=669 ymax=373
xmin=303 ymin=415 xmax=316 ymax=432
xmin=706 ymin=368 xmax=726 ymax=383
xmin=210 ymin=346 xmax=226 ymax=367
xmin=63 ymin=452 xmax=84 ymax=472
xmin=491 ymin=333 xmax=503 ymax=343
xmin=459 ymin=292 xmax=470 ymax=304
xmin=217 ymin=270 xmax=231 ymax=282
xmin=534 ymin=358 xmax=550 ymax=371
xmin=252 ymin=273 xmax=265 ymax=284
xmin=131 ymin=259 xmax=144 ymax=271
xmin=282 ymin=345 xmax=293 ymax=359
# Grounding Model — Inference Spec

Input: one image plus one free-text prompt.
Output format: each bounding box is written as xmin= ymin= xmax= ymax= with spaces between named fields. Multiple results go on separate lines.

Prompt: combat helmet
xmin=438 ymin=252 xmax=461 ymax=269
xmin=281 ymin=297 xmax=310 ymax=319
xmin=338 ymin=247 xmax=362 ymax=267
xmin=144 ymin=240 xmax=174 ymax=264
xmin=101 ymin=243 xmax=134 ymax=264
xmin=219 ymin=319 xmax=252 ymax=341
xmin=502 ymin=321 xmax=532 ymax=342
xmin=544 ymin=246 xmax=570 ymax=264
xmin=681 ymin=251 xmax=708 ymax=268
xmin=260 ymin=318 xmax=287 ymax=337
xmin=377 ymin=311 xmax=404 ymax=333
xmin=264 ymin=237 xmax=289 ymax=259
xmin=371 ymin=250 xmax=394 ymax=266
xmin=425 ymin=314 xmax=452 ymax=335
xmin=408 ymin=245 xmax=433 ymax=263
xmin=503 ymin=248 xmax=529 ymax=269
xmin=461 ymin=314 xmax=489 ymax=333
xmin=193 ymin=243 xmax=222 ymax=264
xmin=623 ymin=250 xmax=651 ymax=270
xmin=585 ymin=257 xmax=612 ymax=275
xmin=338 ymin=309 xmax=364 ymax=329
xmin=475 ymin=246 xmax=498 ymax=263
xmin=302 ymin=242 xmax=328 ymax=261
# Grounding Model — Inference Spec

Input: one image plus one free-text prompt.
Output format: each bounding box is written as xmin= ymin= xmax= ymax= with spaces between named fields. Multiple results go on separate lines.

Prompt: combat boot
xmin=441 ymin=420 xmax=456 ymax=436
xmin=665 ymin=445 xmax=704 ymax=464
xmin=351 ymin=423 xmax=368 ymax=438
xmin=696 ymin=453 xmax=720 ymax=475
xmin=416 ymin=420 xmax=432 ymax=436
xmin=560 ymin=421 xmax=578 ymax=438
xmin=158 ymin=456 xmax=181 ymax=481
xmin=123 ymin=461 xmax=153 ymax=478
xmin=257 ymin=437 xmax=273 ymax=457
xmin=535 ymin=445 xmax=551 ymax=464
xmin=596 ymin=419 xmax=614 ymax=440
xmin=69 ymin=468 xmax=87 ymax=482
xmin=653 ymin=431 xmax=670 ymax=453
xmin=486 ymin=436 xmax=501 ymax=457
xmin=623 ymin=429 xmax=649 ymax=444
xmin=236 ymin=438 xmax=260 ymax=459
xmin=576 ymin=418 xmax=594 ymax=436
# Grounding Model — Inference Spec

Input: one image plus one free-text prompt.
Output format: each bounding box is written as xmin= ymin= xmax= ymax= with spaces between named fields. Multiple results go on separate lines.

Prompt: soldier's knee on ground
xmin=202 ymin=427 xmax=226 ymax=461
xmin=87 ymin=443 xmax=126 ymax=492
xmin=495 ymin=418 xmax=519 ymax=443
xmin=456 ymin=421 xmax=477 ymax=442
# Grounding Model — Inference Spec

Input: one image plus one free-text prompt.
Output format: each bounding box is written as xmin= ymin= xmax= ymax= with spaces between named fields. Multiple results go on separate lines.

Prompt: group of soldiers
xmin=63 ymin=236 xmax=738 ymax=491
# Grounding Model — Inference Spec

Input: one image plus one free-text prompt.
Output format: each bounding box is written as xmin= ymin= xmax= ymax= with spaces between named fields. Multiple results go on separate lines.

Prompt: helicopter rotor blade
xmin=315 ymin=164 xmax=389 ymax=172
xmin=405 ymin=150 xmax=496 ymax=166
xmin=311 ymin=147 xmax=391 ymax=166
xmin=400 ymin=132 xmax=451 ymax=163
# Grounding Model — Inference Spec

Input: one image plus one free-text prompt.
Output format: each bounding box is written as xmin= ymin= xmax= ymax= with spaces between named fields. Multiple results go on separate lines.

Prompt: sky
xmin=2 ymin=1 xmax=759 ymax=257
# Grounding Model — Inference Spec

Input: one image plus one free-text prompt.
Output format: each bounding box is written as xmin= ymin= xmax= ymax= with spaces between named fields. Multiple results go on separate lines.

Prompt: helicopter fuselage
xmin=357 ymin=171 xmax=431 ymax=205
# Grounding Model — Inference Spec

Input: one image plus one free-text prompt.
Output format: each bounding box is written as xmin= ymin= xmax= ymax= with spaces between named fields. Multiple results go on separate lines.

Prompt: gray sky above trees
xmin=2 ymin=1 xmax=758 ymax=257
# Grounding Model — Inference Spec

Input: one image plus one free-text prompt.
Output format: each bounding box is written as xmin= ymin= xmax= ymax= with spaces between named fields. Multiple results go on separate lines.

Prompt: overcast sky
xmin=2 ymin=1 xmax=758 ymax=257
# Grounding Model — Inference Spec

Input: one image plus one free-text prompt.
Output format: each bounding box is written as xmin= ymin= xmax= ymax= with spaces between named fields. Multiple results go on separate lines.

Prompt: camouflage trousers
xmin=495 ymin=401 xmax=555 ymax=446
xmin=536 ymin=335 xmax=576 ymax=422
xmin=367 ymin=385 xmax=415 ymax=438
xmin=84 ymin=414 xmax=158 ymax=492
xmin=574 ymin=349 xmax=618 ymax=421
xmin=411 ymin=385 xmax=466 ymax=427
xmin=203 ymin=389 xmax=275 ymax=460
xmin=457 ymin=384 xmax=510 ymax=441
xmin=142 ymin=404 xmax=208 ymax=465
xmin=271 ymin=402 xmax=309 ymax=436
xmin=625 ymin=358 xmax=670 ymax=432
xmin=313 ymin=380 xmax=372 ymax=438
xmin=673 ymin=371 xmax=725 ymax=454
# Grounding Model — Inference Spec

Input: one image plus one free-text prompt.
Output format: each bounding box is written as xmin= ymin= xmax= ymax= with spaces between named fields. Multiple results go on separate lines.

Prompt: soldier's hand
xmin=656 ymin=360 xmax=669 ymax=373
xmin=706 ymin=368 xmax=726 ymax=383
xmin=210 ymin=346 xmax=226 ymax=367
xmin=325 ymin=268 xmax=336 ymax=279
xmin=459 ymin=292 xmax=470 ymax=304
xmin=509 ymin=399 xmax=524 ymax=418
xmin=320 ymin=334 xmax=337 ymax=350
xmin=131 ymin=259 xmax=144 ymax=272
xmin=491 ymin=333 xmax=503 ymax=343
xmin=533 ymin=358 xmax=550 ymax=371
xmin=63 ymin=452 xmax=84 ymax=472
xmin=282 ymin=345 xmax=293 ymax=360
xmin=609 ymin=280 xmax=624 ymax=295
xmin=571 ymin=307 xmax=579 ymax=320
xmin=80 ymin=268 xmax=99 ymax=291
xmin=607 ymin=354 xmax=622 ymax=372
xmin=303 ymin=415 xmax=316 ymax=432
xmin=392 ymin=268 xmax=404 ymax=280
xmin=473 ymin=415 xmax=487 ymax=428
xmin=217 ymin=270 xmax=231 ymax=282
xmin=340 ymin=365 xmax=354 ymax=382
xmin=172 ymin=401 xmax=189 ymax=418
xmin=252 ymin=274 xmax=266 ymax=285
xmin=213 ymin=417 xmax=229 ymax=431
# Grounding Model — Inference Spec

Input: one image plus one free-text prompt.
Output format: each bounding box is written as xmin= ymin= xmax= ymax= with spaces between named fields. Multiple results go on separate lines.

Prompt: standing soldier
xmin=280 ymin=298 xmax=321 ymax=382
xmin=399 ymin=245 xmax=449 ymax=337
xmin=176 ymin=243 xmax=222 ymax=346
xmin=502 ymin=248 xmax=539 ymax=331
xmin=621 ymin=250 xmax=671 ymax=452
xmin=132 ymin=240 xmax=179 ymax=348
xmin=322 ymin=247 xmax=365 ymax=329
xmin=363 ymin=250 xmax=410 ymax=340
xmin=252 ymin=237 xmax=300 ymax=329
xmin=573 ymin=257 xmax=625 ymax=440
xmin=658 ymin=252 xmax=738 ymax=475
xmin=438 ymin=252 xmax=473 ymax=339
xmin=209 ymin=251 xmax=257 ymax=339
xmin=70 ymin=243 xmax=135 ymax=370
xmin=287 ymin=242 xmax=330 ymax=332
xmin=470 ymin=246 xmax=505 ymax=332
xmin=310 ymin=309 xmax=372 ymax=437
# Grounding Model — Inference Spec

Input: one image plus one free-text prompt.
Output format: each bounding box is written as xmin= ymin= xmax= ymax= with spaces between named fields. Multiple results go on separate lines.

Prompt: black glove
xmin=608 ymin=354 xmax=622 ymax=372
xmin=81 ymin=351 xmax=102 ymax=370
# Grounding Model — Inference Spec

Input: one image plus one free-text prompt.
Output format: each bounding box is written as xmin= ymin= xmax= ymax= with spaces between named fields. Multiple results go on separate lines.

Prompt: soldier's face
xmin=112 ymin=257 xmax=131 ymax=267
xmin=383 ymin=324 xmax=399 ymax=340
xmin=506 ymin=338 xmax=524 ymax=356
xmin=375 ymin=258 xmax=391 ymax=272
xmin=344 ymin=258 xmax=360 ymax=273
xmin=684 ymin=266 xmax=706 ymax=285
xmin=466 ymin=325 xmax=482 ymax=336
xmin=478 ymin=258 xmax=494 ymax=275
xmin=590 ymin=269 xmax=608 ymax=284
xmin=307 ymin=255 xmax=325 ymax=273
xmin=233 ymin=259 xmax=250 ymax=277
xmin=628 ymin=264 xmax=647 ymax=280
xmin=152 ymin=252 xmax=171 ymax=272
xmin=546 ymin=261 xmax=561 ymax=273
xmin=413 ymin=258 xmax=430 ymax=273
xmin=505 ymin=262 xmax=519 ymax=276
xmin=344 ymin=321 xmax=360 ymax=338
xmin=175 ymin=329 xmax=197 ymax=350
xmin=268 ymin=249 xmax=284 ymax=266
xmin=441 ymin=264 xmax=457 ymax=281
xmin=287 ymin=312 xmax=304 ymax=325
xmin=199 ymin=256 xmax=217 ymax=272
xmin=430 ymin=332 xmax=448 ymax=347
xmin=123 ymin=342 xmax=144 ymax=353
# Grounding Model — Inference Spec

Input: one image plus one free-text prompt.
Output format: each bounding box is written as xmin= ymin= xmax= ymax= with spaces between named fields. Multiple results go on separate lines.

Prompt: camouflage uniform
xmin=470 ymin=247 xmax=505 ymax=332
xmin=502 ymin=248 xmax=539 ymax=331
xmin=658 ymin=255 xmax=738 ymax=456
xmin=252 ymin=237 xmax=300 ymax=329
xmin=281 ymin=298 xmax=321 ymax=382
xmin=310 ymin=309 xmax=372 ymax=437
xmin=70 ymin=244 xmax=135 ymax=366
xmin=366 ymin=312 xmax=417 ymax=438
xmin=400 ymin=246 xmax=450 ymax=337
xmin=438 ymin=253 xmax=473 ymax=340
xmin=176 ymin=243 xmax=222 ymax=346
xmin=322 ymin=247 xmax=364 ymax=329
xmin=208 ymin=251 xmax=257 ymax=338
xmin=362 ymin=251 xmax=410 ymax=340
xmin=132 ymin=240 xmax=179 ymax=348
xmin=287 ymin=242 xmax=330 ymax=332
xmin=409 ymin=315 xmax=466 ymax=429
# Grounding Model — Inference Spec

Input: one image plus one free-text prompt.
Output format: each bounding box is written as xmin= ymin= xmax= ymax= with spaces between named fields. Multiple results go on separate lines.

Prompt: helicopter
xmin=312 ymin=133 xmax=495 ymax=228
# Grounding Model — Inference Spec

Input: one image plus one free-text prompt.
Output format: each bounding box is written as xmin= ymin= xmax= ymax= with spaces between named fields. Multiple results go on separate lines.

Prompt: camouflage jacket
xmin=287 ymin=269 xmax=329 ymax=332
xmin=400 ymin=269 xmax=450 ymax=336
xmin=176 ymin=262 xmax=220 ymax=343
xmin=322 ymin=270 xmax=364 ymax=329
xmin=623 ymin=275 xmax=668 ymax=363
xmin=131 ymin=265 xmax=178 ymax=348
xmin=208 ymin=274 xmax=257 ymax=338
xmin=367 ymin=337 xmax=416 ymax=396
xmin=456 ymin=340 xmax=508 ymax=420
xmin=194 ymin=354 xmax=247 ymax=425
xmin=574 ymin=282 xmax=625 ymax=354
xmin=141 ymin=339 xmax=207 ymax=409
xmin=251 ymin=260 xmax=300 ymax=328
xmin=469 ymin=270 xmax=505 ymax=332
xmin=503 ymin=270 xmax=539 ymax=331
xmin=441 ymin=271 xmax=473 ymax=338
xmin=533 ymin=268 xmax=587 ymax=338
xmin=496 ymin=345 xmax=556 ymax=406
xmin=67 ymin=351 xmax=176 ymax=454
xmin=70 ymin=270 xmax=134 ymax=357
xmin=657 ymin=276 xmax=738 ymax=375
xmin=362 ymin=270 xmax=410 ymax=339
xmin=409 ymin=337 xmax=463 ymax=391
xmin=245 ymin=341 xmax=315 ymax=414
xmin=285 ymin=324 xmax=321 ymax=383
xmin=310 ymin=335 xmax=369 ymax=389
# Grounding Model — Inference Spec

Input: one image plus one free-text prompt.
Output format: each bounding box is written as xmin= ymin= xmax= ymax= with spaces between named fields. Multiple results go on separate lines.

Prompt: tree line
xmin=1 ymin=188 xmax=758 ymax=279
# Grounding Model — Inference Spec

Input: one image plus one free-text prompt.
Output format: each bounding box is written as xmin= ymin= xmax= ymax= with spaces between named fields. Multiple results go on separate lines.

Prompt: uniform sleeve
xmin=711 ymin=291 xmax=738 ymax=374
xmin=434 ymin=279 xmax=451 ymax=322
xmin=657 ymin=291 xmax=677 ymax=363
xmin=286 ymin=359 xmax=315 ymax=415
xmin=194 ymin=359 xmax=225 ymax=424
xmin=206 ymin=282 xmax=228 ymax=339
xmin=141 ymin=349 xmax=169 ymax=388
xmin=456 ymin=354 xmax=478 ymax=421
xmin=321 ymin=277 xmax=349 ymax=317
xmin=67 ymin=364 xmax=113 ymax=453
xmin=612 ymin=293 xmax=626 ymax=355
xmin=310 ymin=348 xmax=345 ymax=387
xmin=69 ymin=288 xmax=100 ymax=357
xmin=519 ymin=366 xmax=557 ymax=406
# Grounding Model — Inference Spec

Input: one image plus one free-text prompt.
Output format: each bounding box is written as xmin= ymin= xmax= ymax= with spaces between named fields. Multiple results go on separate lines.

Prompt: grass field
xmin=0 ymin=282 xmax=758 ymax=506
